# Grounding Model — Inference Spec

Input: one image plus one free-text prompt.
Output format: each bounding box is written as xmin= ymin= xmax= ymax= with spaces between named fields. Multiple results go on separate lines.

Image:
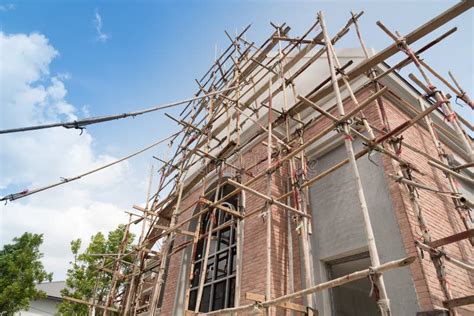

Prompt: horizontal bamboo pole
xmin=427 ymin=160 xmax=474 ymax=185
xmin=389 ymin=174 xmax=459 ymax=196
xmin=200 ymin=256 xmax=416 ymax=315
xmin=416 ymin=241 xmax=474 ymax=272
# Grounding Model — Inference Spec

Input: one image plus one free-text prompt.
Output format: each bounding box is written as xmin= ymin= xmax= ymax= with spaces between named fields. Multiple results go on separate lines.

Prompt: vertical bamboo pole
xmin=318 ymin=11 xmax=391 ymax=315
xmin=89 ymin=258 xmax=105 ymax=316
xmin=149 ymin=177 xmax=185 ymax=315
xmin=184 ymin=80 xmax=215 ymax=313
xmin=351 ymin=16 xmax=459 ymax=314
xmin=234 ymin=45 xmax=244 ymax=311
xmin=276 ymin=25 xmax=315 ymax=308
xmin=194 ymin=167 xmax=224 ymax=312
xmin=275 ymin=27 xmax=296 ymax=312
xmin=102 ymin=214 xmax=133 ymax=315
xmin=265 ymin=79 xmax=273 ymax=315
xmin=132 ymin=168 xmax=168 ymax=315
xmin=123 ymin=165 xmax=155 ymax=314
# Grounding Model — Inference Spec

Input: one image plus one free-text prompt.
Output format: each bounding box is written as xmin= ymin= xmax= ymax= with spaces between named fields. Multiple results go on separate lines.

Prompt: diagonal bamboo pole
xmin=318 ymin=11 xmax=391 ymax=315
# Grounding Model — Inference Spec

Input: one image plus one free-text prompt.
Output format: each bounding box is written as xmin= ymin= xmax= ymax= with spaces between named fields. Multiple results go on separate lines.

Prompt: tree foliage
xmin=0 ymin=232 xmax=52 ymax=314
xmin=58 ymin=225 xmax=135 ymax=315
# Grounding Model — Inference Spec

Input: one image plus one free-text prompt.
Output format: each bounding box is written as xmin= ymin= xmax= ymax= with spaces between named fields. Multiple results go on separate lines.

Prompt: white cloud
xmin=0 ymin=32 xmax=145 ymax=280
xmin=94 ymin=9 xmax=109 ymax=43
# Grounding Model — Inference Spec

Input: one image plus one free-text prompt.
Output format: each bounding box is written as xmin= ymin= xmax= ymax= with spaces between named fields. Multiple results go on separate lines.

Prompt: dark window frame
xmin=188 ymin=185 xmax=238 ymax=312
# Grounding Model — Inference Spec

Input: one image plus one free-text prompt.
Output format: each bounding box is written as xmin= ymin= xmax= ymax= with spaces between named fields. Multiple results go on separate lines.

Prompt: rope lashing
xmin=367 ymin=267 xmax=381 ymax=300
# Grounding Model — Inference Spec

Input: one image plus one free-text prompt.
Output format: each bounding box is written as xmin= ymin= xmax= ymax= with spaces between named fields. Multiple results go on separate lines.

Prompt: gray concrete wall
xmin=307 ymin=140 xmax=419 ymax=315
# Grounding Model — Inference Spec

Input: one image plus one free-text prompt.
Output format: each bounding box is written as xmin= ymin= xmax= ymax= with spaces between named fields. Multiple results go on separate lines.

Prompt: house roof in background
xmin=36 ymin=281 xmax=66 ymax=299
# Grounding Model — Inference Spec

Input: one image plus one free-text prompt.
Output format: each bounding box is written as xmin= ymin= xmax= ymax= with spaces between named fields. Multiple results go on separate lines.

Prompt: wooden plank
xmin=443 ymin=295 xmax=474 ymax=309
xmin=428 ymin=229 xmax=474 ymax=248
xmin=246 ymin=292 xmax=266 ymax=302
xmin=245 ymin=292 xmax=307 ymax=313
xmin=280 ymin=301 xmax=308 ymax=313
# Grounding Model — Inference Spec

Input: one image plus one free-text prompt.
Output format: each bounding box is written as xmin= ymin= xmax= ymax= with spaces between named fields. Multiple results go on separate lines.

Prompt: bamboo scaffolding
xmin=65 ymin=3 xmax=474 ymax=314
xmin=200 ymin=256 xmax=416 ymax=316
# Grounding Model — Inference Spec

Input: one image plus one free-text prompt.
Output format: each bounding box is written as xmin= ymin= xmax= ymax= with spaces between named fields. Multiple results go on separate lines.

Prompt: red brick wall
xmin=376 ymin=92 xmax=473 ymax=315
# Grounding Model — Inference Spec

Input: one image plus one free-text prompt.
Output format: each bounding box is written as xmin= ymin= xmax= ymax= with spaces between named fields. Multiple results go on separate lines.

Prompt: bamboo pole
xmin=194 ymin=167 xmax=225 ymax=313
xmin=234 ymin=48 xmax=245 ymax=310
xmin=123 ymin=166 xmax=155 ymax=314
xmin=227 ymin=179 xmax=308 ymax=218
xmin=149 ymin=179 xmax=185 ymax=315
xmin=277 ymin=24 xmax=314 ymax=309
xmin=264 ymin=79 xmax=273 ymax=315
xmin=63 ymin=296 xmax=120 ymax=313
xmin=376 ymin=20 xmax=473 ymax=161
xmin=418 ymin=98 xmax=473 ymax=240
xmin=448 ymin=71 xmax=473 ymax=109
xmin=319 ymin=11 xmax=391 ymax=315
xmin=416 ymin=241 xmax=474 ymax=272
xmin=200 ymin=256 xmax=415 ymax=315
xmin=102 ymin=214 xmax=133 ymax=315
xmin=389 ymin=174 xmax=460 ymax=196
xmin=427 ymin=160 xmax=474 ymax=185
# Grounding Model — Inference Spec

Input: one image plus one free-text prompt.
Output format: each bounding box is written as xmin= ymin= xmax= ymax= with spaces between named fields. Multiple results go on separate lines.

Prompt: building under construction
xmin=19 ymin=1 xmax=473 ymax=315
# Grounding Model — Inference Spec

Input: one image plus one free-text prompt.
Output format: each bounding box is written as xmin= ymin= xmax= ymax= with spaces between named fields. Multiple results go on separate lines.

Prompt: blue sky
xmin=0 ymin=1 xmax=472 ymax=280
xmin=2 ymin=0 xmax=472 ymax=153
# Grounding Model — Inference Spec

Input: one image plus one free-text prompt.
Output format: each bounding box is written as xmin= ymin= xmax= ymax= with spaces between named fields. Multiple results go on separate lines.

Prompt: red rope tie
xmin=434 ymin=99 xmax=449 ymax=110
xmin=19 ymin=189 xmax=29 ymax=195
xmin=415 ymin=236 xmax=425 ymax=244
xmin=344 ymin=134 xmax=354 ymax=141
xmin=406 ymin=47 xmax=421 ymax=67
xmin=395 ymin=147 xmax=402 ymax=157
xmin=427 ymin=84 xmax=436 ymax=91
xmin=187 ymin=134 xmax=198 ymax=145
xmin=446 ymin=112 xmax=457 ymax=122
xmin=271 ymin=160 xmax=281 ymax=170
xmin=452 ymin=177 xmax=460 ymax=189
xmin=368 ymin=269 xmax=381 ymax=300
xmin=441 ymin=276 xmax=450 ymax=288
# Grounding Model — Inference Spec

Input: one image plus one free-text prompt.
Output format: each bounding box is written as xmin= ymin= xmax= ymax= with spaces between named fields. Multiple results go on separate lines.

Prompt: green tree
xmin=0 ymin=232 xmax=53 ymax=314
xmin=58 ymin=225 xmax=135 ymax=315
